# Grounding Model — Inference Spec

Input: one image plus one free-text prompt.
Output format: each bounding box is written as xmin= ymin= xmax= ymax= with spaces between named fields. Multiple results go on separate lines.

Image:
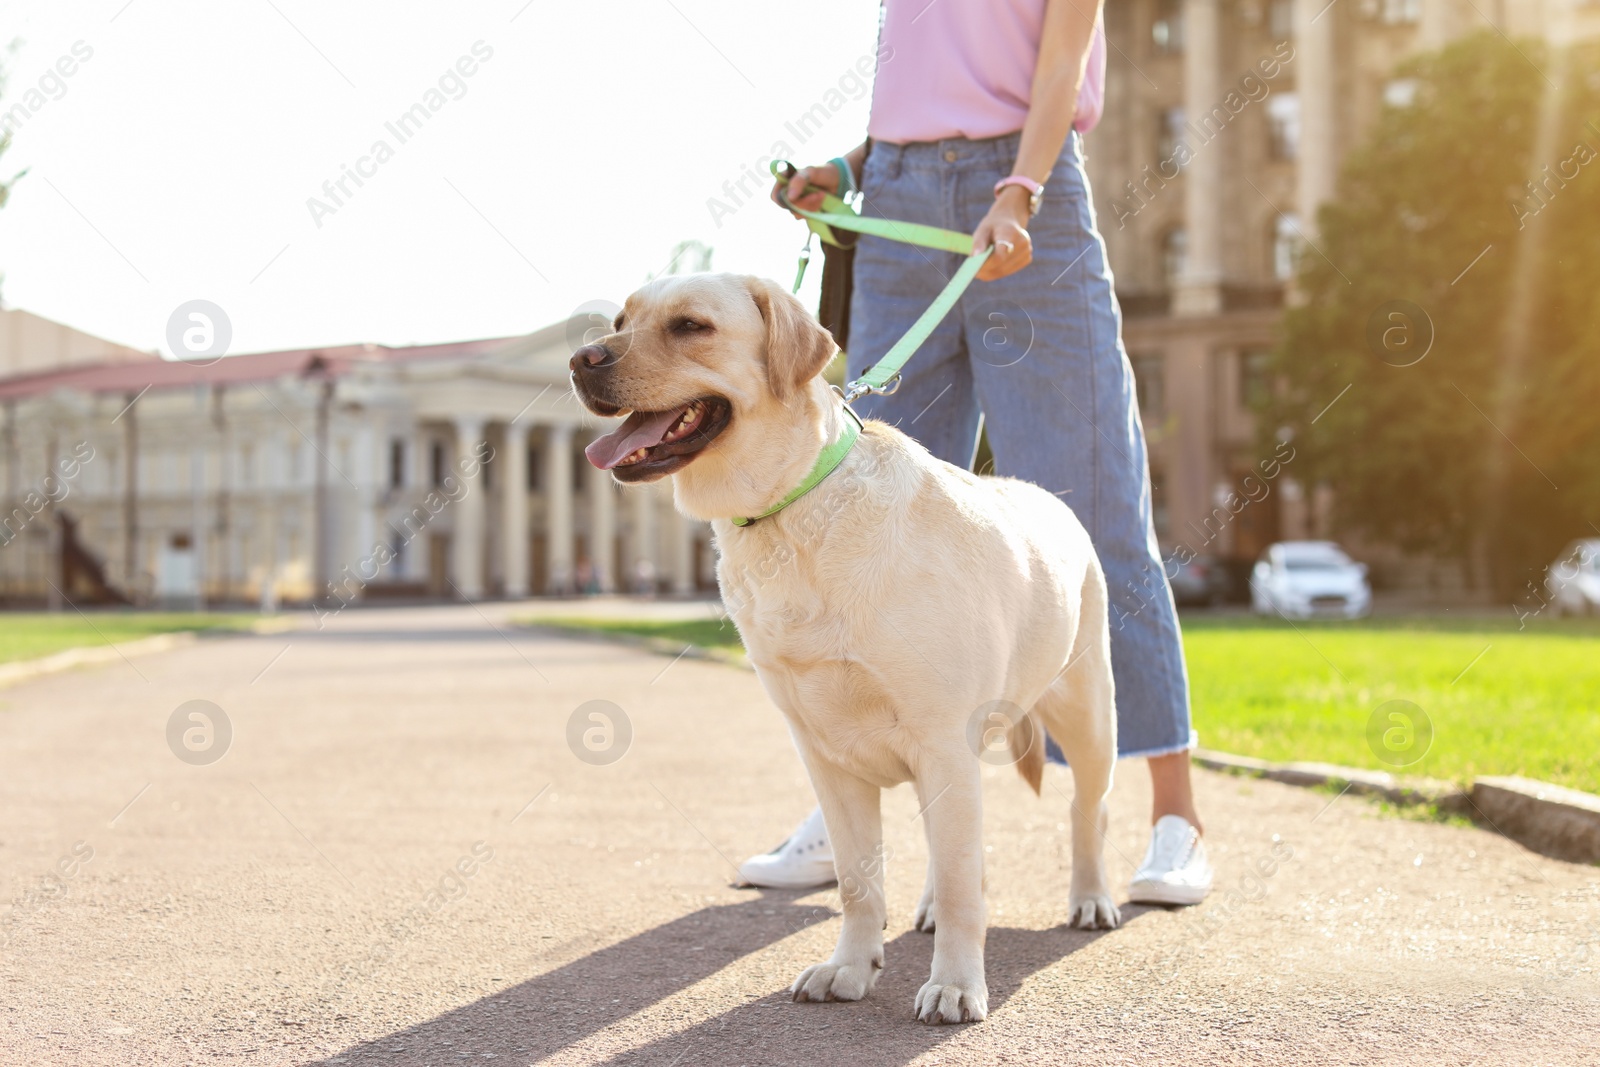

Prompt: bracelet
xmin=993 ymin=175 xmax=1044 ymax=217
xmin=830 ymin=156 xmax=858 ymax=199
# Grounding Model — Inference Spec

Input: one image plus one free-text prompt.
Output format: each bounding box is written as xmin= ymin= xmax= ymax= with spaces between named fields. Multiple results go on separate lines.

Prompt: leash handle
xmin=771 ymin=159 xmax=976 ymax=255
xmin=777 ymin=162 xmax=813 ymax=294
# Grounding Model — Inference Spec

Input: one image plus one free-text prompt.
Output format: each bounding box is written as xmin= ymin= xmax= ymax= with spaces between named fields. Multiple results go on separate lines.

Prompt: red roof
xmin=0 ymin=336 xmax=522 ymax=400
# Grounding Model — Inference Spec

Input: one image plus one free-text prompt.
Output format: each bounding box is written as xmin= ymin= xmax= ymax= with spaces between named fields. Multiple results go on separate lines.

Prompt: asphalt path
xmin=1 ymin=603 xmax=1596 ymax=1066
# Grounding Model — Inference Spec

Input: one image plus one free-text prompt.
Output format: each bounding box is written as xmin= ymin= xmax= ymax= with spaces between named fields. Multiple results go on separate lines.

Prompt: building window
xmin=1267 ymin=92 xmax=1300 ymax=161
xmin=1157 ymin=107 xmax=1187 ymax=165
xmin=239 ymin=445 xmax=254 ymax=488
xmin=1380 ymin=0 xmax=1421 ymax=24
xmin=1240 ymin=350 xmax=1272 ymax=409
xmin=388 ymin=439 xmax=406 ymax=489
xmin=1269 ymin=0 xmax=1293 ymax=39
xmin=1162 ymin=227 xmax=1188 ymax=286
xmin=526 ymin=444 xmax=541 ymax=491
xmin=1152 ymin=0 xmax=1184 ymax=54
xmin=1273 ymin=214 xmax=1300 ymax=280
xmin=430 ymin=441 xmax=446 ymax=487
xmin=1131 ymin=353 xmax=1165 ymax=419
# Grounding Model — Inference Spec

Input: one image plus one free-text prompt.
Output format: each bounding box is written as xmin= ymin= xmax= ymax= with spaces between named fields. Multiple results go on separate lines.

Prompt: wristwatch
xmin=994 ymin=175 xmax=1044 ymax=217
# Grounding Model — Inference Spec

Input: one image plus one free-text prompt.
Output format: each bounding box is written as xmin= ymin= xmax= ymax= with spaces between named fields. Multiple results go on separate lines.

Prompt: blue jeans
xmin=848 ymin=130 xmax=1195 ymax=760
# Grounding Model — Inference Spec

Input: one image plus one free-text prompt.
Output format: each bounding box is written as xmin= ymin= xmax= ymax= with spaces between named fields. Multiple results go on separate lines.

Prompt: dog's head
xmin=570 ymin=273 xmax=837 ymax=515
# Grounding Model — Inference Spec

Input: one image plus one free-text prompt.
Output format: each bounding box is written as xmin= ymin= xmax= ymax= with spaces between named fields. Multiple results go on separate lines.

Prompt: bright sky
xmin=0 ymin=0 xmax=882 ymax=357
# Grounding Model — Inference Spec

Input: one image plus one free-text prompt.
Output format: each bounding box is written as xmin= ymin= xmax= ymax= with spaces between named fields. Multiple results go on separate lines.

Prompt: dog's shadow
xmin=308 ymin=895 xmax=1157 ymax=1067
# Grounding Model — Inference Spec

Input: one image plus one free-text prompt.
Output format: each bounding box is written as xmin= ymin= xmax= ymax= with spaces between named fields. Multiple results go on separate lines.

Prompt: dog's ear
xmin=745 ymin=276 xmax=836 ymax=402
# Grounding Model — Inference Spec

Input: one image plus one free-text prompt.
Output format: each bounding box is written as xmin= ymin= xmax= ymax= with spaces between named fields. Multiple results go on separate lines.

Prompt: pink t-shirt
xmin=868 ymin=0 xmax=1106 ymax=144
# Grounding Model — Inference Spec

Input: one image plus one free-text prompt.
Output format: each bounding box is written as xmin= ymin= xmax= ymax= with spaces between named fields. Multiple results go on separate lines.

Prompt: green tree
xmin=1265 ymin=32 xmax=1600 ymax=598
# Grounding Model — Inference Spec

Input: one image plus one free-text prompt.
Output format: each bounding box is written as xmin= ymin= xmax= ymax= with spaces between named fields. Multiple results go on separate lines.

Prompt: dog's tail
xmin=1009 ymin=711 xmax=1046 ymax=796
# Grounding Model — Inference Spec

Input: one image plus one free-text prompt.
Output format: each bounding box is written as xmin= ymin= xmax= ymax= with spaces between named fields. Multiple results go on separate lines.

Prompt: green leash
xmin=734 ymin=160 xmax=992 ymax=527
xmin=771 ymin=158 xmax=993 ymax=403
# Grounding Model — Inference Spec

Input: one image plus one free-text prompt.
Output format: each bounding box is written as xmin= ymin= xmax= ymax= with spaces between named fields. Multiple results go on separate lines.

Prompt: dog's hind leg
xmin=790 ymin=757 xmax=886 ymax=1004
xmin=918 ymin=710 xmax=1041 ymax=935
xmin=1032 ymin=563 xmax=1122 ymax=930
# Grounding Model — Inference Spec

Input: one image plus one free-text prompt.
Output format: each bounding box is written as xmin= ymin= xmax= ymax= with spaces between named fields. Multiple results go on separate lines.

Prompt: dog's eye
xmin=612 ymin=314 xmax=625 ymax=330
xmin=672 ymin=317 xmax=709 ymax=334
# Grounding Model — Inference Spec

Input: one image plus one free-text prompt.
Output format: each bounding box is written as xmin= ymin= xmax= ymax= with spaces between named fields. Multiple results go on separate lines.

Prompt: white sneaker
xmin=736 ymin=806 xmax=836 ymax=889
xmin=1127 ymin=814 xmax=1212 ymax=906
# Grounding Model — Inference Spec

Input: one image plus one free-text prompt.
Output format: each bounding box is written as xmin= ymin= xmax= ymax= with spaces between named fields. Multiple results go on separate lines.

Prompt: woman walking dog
xmin=743 ymin=0 xmax=1213 ymax=907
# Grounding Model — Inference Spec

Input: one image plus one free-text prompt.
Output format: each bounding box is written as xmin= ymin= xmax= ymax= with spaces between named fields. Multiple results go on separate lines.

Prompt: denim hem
xmin=1115 ymin=733 xmax=1200 ymax=761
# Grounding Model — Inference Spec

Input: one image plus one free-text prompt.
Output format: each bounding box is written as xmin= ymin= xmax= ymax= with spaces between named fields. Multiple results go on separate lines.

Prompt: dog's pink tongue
xmin=584 ymin=408 xmax=682 ymax=470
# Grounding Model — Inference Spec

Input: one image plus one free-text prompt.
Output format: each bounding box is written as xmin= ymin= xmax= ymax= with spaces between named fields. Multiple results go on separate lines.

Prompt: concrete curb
xmin=1469 ymin=776 xmax=1600 ymax=866
xmin=1191 ymin=748 xmax=1468 ymax=809
xmin=0 ymin=632 xmax=198 ymax=690
xmin=1195 ymin=749 xmax=1600 ymax=865
xmin=0 ymin=616 xmax=296 ymax=691
xmin=524 ymin=623 xmax=1600 ymax=866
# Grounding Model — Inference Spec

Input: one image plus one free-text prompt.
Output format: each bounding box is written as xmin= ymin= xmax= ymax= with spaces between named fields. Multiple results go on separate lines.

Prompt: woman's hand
xmin=770 ymin=162 xmax=839 ymax=216
xmin=973 ymin=186 xmax=1034 ymax=281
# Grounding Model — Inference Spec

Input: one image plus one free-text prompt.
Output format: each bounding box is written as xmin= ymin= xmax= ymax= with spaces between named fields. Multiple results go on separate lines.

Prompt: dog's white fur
xmin=573 ymin=273 xmax=1120 ymax=1025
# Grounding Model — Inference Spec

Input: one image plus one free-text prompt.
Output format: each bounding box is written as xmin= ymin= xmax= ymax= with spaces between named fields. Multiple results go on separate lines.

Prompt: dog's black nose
xmin=570 ymin=344 xmax=616 ymax=373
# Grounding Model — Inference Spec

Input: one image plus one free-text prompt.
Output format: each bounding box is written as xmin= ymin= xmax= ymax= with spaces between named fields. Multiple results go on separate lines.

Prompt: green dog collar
xmin=730 ymin=407 xmax=862 ymax=528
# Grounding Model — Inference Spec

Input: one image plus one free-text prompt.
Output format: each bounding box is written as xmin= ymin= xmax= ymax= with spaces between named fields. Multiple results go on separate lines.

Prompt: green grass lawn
xmin=1183 ymin=615 xmax=1600 ymax=795
xmin=0 ymin=613 xmax=260 ymax=666
xmin=538 ymin=616 xmax=746 ymax=652
xmin=535 ymin=613 xmax=1600 ymax=795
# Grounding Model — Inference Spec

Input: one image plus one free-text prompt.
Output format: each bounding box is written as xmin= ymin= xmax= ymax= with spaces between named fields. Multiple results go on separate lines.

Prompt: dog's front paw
xmin=791 ymin=956 xmax=883 ymax=1003
xmin=914 ymin=977 xmax=988 ymax=1024
xmin=1068 ymin=891 xmax=1121 ymax=930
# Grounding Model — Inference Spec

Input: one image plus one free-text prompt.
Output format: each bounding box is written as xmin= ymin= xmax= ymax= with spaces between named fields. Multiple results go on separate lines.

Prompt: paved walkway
xmin=1 ymin=604 xmax=1595 ymax=1066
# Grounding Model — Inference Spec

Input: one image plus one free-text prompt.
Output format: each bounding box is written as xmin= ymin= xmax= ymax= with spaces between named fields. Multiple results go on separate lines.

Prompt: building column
xmin=120 ymin=393 xmax=139 ymax=594
xmin=544 ymin=424 xmax=575 ymax=594
xmin=1175 ymin=0 xmax=1225 ymax=316
xmin=45 ymin=436 xmax=63 ymax=612
xmin=669 ymin=514 xmax=696 ymax=595
xmin=588 ymin=452 xmax=617 ymax=593
xmin=502 ymin=420 xmax=530 ymax=598
xmin=190 ymin=386 xmax=208 ymax=610
xmin=354 ymin=425 xmax=375 ymax=584
xmin=1294 ymin=0 xmax=1337 ymax=239
xmin=629 ymin=484 xmax=660 ymax=593
xmin=451 ymin=415 xmax=487 ymax=599
xmin=407 ymin=427 xmax=428 ymax=582
xmin=1166 ymin=337 xmax=1215 ymax=550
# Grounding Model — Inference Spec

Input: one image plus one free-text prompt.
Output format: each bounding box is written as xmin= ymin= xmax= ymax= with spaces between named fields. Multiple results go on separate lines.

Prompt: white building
xmin=0 ymin=311 xmax=709 ymax=607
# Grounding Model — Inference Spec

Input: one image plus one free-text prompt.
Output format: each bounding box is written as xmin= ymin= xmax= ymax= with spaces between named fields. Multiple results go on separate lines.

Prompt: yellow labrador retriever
xmin=571 ymin=273 xmax=1120 ymax=1025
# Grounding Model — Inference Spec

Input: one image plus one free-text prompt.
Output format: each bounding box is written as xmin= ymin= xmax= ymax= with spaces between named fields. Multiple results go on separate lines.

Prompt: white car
xmin=1251 ymin=541 xmax=1372 ymax=620
xmin=1545 ymin=539 xmax=1600 ymax=616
